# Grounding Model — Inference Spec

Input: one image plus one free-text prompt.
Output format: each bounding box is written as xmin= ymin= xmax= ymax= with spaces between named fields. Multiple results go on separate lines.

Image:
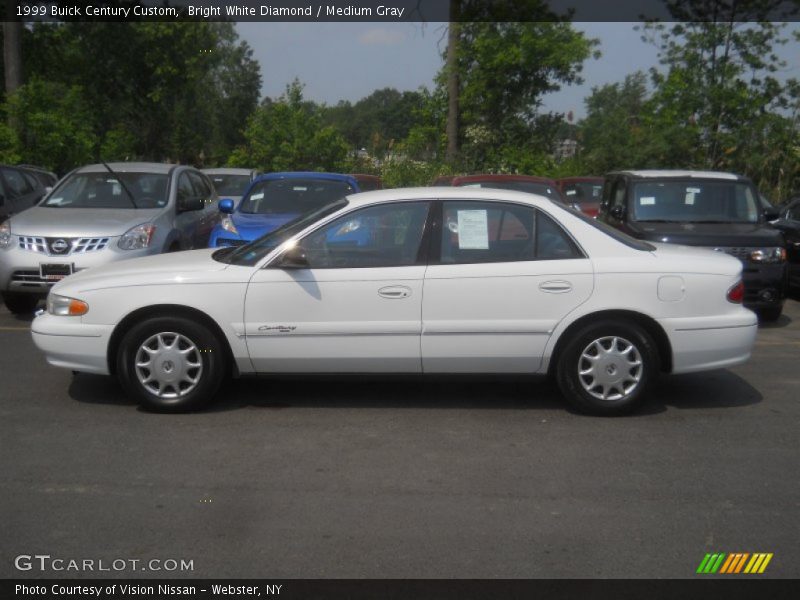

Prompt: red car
xmin=556 ymin=177 xmax=604 ymax=217
xmin=440 ymin=174 xmax=568 ymax=204
xmin=349 ymin=174 xmax=383 ymax=191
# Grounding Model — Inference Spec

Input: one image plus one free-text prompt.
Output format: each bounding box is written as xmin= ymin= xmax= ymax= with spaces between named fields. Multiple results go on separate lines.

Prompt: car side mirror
xmin=219 ymin=198 xmax=235 ymax=214
xmin=610 ymin=205 xmax=625 ymax=220
xmin=178 ymin=196 xmax=204 ymax=212
xmin=276 ymin=245 xmax=310 ymax=269
xmin=762 ymin=207 xmax=780 ymax=221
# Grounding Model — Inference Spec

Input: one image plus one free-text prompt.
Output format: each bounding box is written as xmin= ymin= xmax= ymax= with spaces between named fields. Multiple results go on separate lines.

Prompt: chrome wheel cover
xmin=577 ymin=336 xmax=643 ymax=401
xmin=135 ymin=332 xmax=203 ymax=399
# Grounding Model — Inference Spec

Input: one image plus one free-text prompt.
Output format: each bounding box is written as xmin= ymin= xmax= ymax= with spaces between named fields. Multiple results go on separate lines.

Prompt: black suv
xmin=0 ymin=164 xmax=52 ymax=220
xmin=598 ymin=170 xmax=787 ymax=321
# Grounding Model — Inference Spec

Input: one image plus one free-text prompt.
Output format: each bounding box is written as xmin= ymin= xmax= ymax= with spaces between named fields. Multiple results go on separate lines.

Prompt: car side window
xmin=611 ymin=180 xmax=626 ymax=209
xmin=188 ymin=172 xmax=213 ymax=205
xmin=299 ymin=201 xmax=430 ymax=269
xmin=786 ymin=202 xmax=800 ymax=222
xmin=1 ymin=167 xmax=33 ymax=198
xmin=177 ymin=172 xmax=195 ymax=204
xmin=440 ymin=201 xmax=581 ymax=264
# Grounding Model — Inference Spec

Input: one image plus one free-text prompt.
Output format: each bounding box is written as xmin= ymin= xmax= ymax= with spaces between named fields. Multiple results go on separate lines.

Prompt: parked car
xmin=770 ymin=197 xmax=800 ymax=295
xmin=17 ymin=164 xmax=59 ymax=189
xmin=349 ymin=174 xmax=383 ymax=191
xmin=597 ymin=170 xmax=787 ymax=321
xmin=0 ymin=162 xmax=219 ymax=315
xmin=202 ymin=168 xmax=259 ymax=204
xmin=32 ymin=187 xmax=756 ymax=416
xmin=557 ymin=177 xmax=604 ymax=217
xmin=446 ymin=174 xmax=568 ymax=203
xmin=208 ymin=172 xmax=359 ymax=248
xmin=0 ymin=164 xmax=51 ymax=220
xmin=431 ymin=175 xmax=456 ymax=186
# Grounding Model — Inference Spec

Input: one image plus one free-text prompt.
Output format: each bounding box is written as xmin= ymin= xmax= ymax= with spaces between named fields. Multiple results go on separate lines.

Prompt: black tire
xmin=556 ymin=319 xmax=658 ymax=416
xmin=1 ymin=292 xmax=41 ymax=315
xmin=757 ymin=306 xmax=782 ymax=322
xmin=116 ymin=316 xmax=226 ymax=412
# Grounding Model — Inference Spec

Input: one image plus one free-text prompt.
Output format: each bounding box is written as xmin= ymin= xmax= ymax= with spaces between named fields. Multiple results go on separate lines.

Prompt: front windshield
xmin=208 ymin=174 xmax=251 ymax=197
xmin=458 ymin=180 xmax=564 ymax=201
xmin=239 ymin=178 xmax=354 ymax=215
xmin=563 ymin=182 xmax=603 ymax=205
xmin=216 ymin=198 xmax=349 ymax=267
xmin=43 ymin=171 xmax=168 ymax=209
xmin=631 ymin=180 xmax=759 ymax=223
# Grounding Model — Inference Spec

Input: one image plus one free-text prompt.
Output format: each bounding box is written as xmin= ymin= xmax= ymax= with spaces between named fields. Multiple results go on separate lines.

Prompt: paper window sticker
xmin=566 ymin=189 xmax=577 ymax=196
xmin=685 ymin=193 xmax=696 ymax=205
xmin=686 ymin=187 xmax=701 ymax=193
xmin=249 ymin=192 xmax=265 ymax=200
xmin=639 ymin=196 xmax=656 ymax=205
xmin=457 ymin=209 xmax=489 ymax=249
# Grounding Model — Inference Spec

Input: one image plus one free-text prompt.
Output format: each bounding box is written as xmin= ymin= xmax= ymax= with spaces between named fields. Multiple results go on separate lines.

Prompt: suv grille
xmin=17 ymin=236 xmax=109 ymax=255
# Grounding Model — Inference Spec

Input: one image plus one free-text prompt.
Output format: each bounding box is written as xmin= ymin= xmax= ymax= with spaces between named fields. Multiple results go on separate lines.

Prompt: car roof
xmin=254 ymin=171 xmax=358 ymax=184
xmin=558 ymin=176 xmax=603 ymax=183
xmin=343 ymin=186 xmax=555 ymax=210
xmin=76 ymin=162 xmax=178 ymax=174
xmin=202 ymin=168 xmax=255 ymax=176
xmin=452 ymin=174 xmax=557 ymax=185
xmin=609 ymin=169 xmax=744 ymax=181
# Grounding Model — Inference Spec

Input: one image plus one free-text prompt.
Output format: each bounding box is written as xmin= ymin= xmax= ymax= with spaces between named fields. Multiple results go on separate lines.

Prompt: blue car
xmin=208 ymin=172 xmax=361 ymax=248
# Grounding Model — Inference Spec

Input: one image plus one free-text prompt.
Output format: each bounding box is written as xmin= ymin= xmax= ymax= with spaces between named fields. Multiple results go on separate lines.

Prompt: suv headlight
xmin=118 ymin=223 xmax=156 ymax=250
xmin=220 ymin=215 xmax=239 ymax=235
xmin=47 ymin=294 xmax=89 ymax=316
xmin=0 ymin=221 xmax=11 ymax=249
xmin=750 ymin=247 xmax=786 ymax=263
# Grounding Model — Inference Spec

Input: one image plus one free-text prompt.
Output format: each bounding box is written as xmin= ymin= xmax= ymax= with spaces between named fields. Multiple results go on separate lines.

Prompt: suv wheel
xmin=117 ymin=316 xmax=225 ymax=412
xmin=757 ymin=306 xmax=782 ymax=322
xmin=556 ymin=319 xmax=658 ymax=416
xmin=1 ymin=292 xmax=41 ymax=315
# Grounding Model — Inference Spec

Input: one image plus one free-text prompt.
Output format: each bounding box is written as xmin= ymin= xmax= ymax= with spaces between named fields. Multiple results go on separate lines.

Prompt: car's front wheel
xmin=117 ymin=316 xmax=226 ymax=412
xmin=556 ymin=319 xmax=658 ymax=416
xmin=1 ymin=292 xmax=41 ymax=315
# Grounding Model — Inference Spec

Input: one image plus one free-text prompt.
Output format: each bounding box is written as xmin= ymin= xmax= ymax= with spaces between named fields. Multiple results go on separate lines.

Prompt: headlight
xmin=750 ymin=247 xmax=786 ymax=263
xmin=0 ymin=221 xmax=11 ymax=249
xmin=220 ymin=215 xmax=239 ymax=235
xmin=118 ymin=223 xmax=156 ymax=250
xmin=47 ymin=294 xmax=89 ymax=316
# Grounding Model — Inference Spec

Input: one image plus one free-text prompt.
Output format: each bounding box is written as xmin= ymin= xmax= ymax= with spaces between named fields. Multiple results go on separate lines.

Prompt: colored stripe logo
xmin=697 ymin=553 xmax=773 ymax=574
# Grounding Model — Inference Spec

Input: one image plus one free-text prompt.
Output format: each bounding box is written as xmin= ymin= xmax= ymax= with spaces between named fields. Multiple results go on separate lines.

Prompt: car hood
xmin=9 ymin=207 xmax=164 ymax=237
xmin=231 ymin=212 xmax=298 ymax=241
xmin=631 ymin=221 xmax=783 ymax=246
xmin=53 ymin=248 xmax=229 ymax=294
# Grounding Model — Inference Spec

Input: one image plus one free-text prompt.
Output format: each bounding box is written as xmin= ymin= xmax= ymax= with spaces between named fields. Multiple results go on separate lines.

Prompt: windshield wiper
xmin=100 ymin=161 xmax=138 ymax=209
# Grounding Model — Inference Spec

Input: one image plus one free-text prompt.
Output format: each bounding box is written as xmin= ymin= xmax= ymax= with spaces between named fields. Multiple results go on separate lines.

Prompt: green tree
xmin=229 ymin=80 xmax=350 ymax=172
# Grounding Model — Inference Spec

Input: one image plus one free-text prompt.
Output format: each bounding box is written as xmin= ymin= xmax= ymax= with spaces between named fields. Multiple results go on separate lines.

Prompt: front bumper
xmin=659 ymin=311 xmax=758 ymax=374
xmin=1 ymin=238 xmax=154 ymax=296
xmin=31 ymin=312 xmax=113 ymax=374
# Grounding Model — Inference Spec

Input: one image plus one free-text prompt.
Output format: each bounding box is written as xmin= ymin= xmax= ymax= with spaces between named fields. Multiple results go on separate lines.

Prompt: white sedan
xmin=31 ymin=188 xmax=758 ymax=415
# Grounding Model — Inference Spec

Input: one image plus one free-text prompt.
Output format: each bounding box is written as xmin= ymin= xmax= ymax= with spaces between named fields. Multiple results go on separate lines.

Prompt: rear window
xmin=552 ymin=201 xmax=655 ymax=251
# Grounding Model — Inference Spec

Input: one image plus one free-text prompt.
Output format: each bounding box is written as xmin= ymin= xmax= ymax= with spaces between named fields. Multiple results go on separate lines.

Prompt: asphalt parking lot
xmin=1 ymin=299 xmax=799 ymax=579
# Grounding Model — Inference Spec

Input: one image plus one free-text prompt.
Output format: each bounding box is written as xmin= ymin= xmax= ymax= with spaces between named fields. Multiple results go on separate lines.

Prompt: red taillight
xmin=727 ymin=280 xmax=745 ymax=304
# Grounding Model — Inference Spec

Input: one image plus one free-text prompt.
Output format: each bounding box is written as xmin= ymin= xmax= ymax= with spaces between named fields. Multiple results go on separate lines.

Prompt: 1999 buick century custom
xmin=31 ymin=188 xmax=757 ymax=415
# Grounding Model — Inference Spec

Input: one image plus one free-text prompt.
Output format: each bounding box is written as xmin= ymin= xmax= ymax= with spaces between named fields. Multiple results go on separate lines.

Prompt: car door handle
xmin=539 ymin=280 xmax=573 ymax=293
xmin=378 ymin=285 xmax=412 ymax=299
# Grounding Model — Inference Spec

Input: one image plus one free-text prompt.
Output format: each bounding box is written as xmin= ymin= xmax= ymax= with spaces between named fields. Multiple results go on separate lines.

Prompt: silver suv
xmin=0 ymin=162 xmax=219 ymax=314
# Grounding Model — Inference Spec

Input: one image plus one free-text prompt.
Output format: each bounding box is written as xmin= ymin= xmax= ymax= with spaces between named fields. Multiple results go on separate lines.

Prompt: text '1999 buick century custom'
xmin=31 ymin=187 xmax=758 ymax=415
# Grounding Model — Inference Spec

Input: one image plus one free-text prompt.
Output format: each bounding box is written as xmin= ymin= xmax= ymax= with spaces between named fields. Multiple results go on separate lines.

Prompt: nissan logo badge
xmin=52 ymin=239 xmax=69 ymax=253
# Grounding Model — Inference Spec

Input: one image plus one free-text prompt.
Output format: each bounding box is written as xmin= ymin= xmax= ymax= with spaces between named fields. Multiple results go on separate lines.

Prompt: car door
xmin=774 ymin=201 xmax=800 ymax=292
xmin=244 ymin=200 xmax=432 ymax=372
xmin=422 ymin=200 xmax=593 ymax=373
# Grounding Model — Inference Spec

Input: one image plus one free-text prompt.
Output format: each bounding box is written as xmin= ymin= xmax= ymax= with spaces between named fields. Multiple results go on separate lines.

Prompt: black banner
xmin=4 ymin=579 xmax=800 ymax=600
xmin=7 ymin=0 xmax=800 ymax=23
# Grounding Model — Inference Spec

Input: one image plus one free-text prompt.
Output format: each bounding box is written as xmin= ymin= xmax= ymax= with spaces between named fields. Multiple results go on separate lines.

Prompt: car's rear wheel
xmin=1 ymin=292 xmax=41 ymax=315
xmin=556 ymin=319 xmax=658 ymax=416
xmin=117 ymin=316 xmax=225 ymax=412
xmin=757 ymin=306 xmax=782 ymax=322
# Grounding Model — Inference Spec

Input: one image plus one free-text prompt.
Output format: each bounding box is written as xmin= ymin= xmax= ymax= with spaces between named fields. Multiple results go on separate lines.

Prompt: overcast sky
xmin=236 ymin=22 xmax=800 ymax=120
